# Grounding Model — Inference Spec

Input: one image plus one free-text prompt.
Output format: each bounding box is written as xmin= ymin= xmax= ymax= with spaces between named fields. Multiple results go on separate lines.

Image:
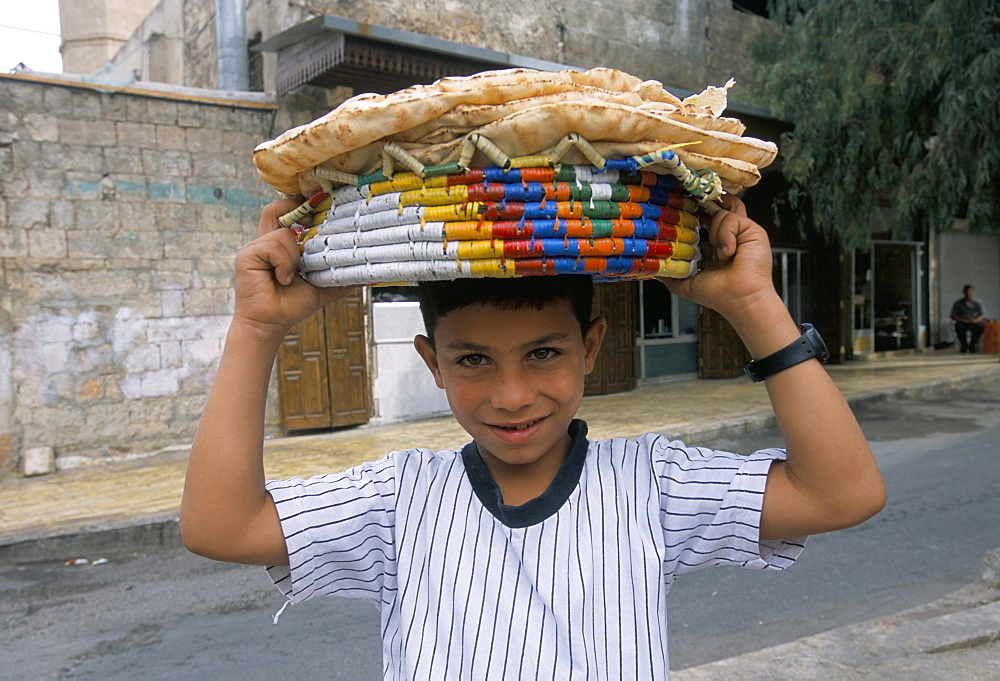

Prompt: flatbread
xmin=253 ymin=68 xmax=777 ymax=196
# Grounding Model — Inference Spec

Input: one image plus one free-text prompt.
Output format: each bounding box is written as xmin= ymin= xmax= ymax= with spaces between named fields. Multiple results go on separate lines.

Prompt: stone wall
xmin=247 ymin=0 xmax=771 ymax=94
xmin=0 ymin=74 xmax=289 ymax=473
xmin=58 ymin=0 xmax=161 ymax=74
xmin=116 ymin=0 xmax=771 ymax=98
xmin=106 ymin=1 xmax=188 ymax=86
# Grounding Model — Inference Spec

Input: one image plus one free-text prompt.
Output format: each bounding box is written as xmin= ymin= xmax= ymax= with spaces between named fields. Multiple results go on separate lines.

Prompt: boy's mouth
xmin=494 ymin=418 xmax=542 ymax=431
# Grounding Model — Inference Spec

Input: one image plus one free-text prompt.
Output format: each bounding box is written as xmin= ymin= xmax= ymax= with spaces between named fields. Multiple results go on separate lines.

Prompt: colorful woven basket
xmin=280 ymin=135 xmax=715 ymax=286
xmin=257 ymin=68 xmax=780 ymax=285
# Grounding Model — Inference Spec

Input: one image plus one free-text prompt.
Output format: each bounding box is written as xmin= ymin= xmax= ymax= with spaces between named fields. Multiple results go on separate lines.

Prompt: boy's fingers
xmin=718 ymin=194 xmax=747 ymax=217
xmin=708 ymin=209 xmax=740 ymax=260
xmin=258 ymin=197 xmax=304 ymax=238
xmin=240 ymin=228 xmax=299 ymax=281
xmin=658 ymin=275 xmax=689 ymax=299
xmin=708 ymin=195 xmax=746 ymax=232
xmin=243 ymin=229 xmax=361 ymax=301
xmin=272 ymin=248 xmax=299 ymax=286
xmin=269 ymin=230 xmax=303 ymax=285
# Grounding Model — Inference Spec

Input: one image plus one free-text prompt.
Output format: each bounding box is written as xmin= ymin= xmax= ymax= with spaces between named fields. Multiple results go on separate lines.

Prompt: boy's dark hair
xmin=963 ymin=284 xmax=974 ymax=294
xmin=417 ymin=275 xmax=594 ymax=345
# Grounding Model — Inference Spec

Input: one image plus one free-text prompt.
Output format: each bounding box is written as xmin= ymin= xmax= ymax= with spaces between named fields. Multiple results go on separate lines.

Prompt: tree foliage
xmin=749 ymin=0 xmax=1000 ymax=248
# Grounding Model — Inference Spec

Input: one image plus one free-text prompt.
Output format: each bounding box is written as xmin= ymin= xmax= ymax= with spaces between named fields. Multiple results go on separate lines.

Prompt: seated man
xmin=951 ymin=285 xmax=987 ymax=353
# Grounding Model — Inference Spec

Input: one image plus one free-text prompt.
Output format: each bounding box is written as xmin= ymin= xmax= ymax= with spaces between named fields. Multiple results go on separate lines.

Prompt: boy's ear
xmin=413 ymin=335 xmax=445 ymax=389
xmin=583 ymin=316 xmax=607 ymax=375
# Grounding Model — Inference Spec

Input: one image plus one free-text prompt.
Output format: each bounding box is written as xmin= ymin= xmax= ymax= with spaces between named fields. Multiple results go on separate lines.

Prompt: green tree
xmin=749 ymin=0 xmax=1000 ymax=249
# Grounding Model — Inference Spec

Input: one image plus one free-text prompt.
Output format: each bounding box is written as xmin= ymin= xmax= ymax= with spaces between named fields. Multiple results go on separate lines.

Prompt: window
xmin=772 ymin=248 xmax=808 ymax=325
xmin=639 ymin=280 xmax=698 ymax=340
xmin=732 ymin=1 xmax=770 ymax=18
xmin=247 ymin=32 xmax=264 ymax=92
xmin=371 ymin=285 xmax=419 ymax=303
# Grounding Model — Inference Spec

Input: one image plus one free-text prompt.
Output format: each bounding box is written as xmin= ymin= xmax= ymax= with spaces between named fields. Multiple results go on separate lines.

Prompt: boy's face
xmin=414 ymin=299 xmax=605 ymax=477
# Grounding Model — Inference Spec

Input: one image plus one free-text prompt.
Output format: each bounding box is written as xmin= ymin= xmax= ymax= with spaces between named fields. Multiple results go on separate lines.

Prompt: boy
xmin=181 ymin=194 xmax=885 ymax=678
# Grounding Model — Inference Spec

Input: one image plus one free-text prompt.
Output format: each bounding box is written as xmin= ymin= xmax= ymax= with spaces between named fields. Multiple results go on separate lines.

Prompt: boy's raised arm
xmin=662 ymin=196 xmax=886 ymax=541
xmin=180 ymin=200 xmax=354 ymax=565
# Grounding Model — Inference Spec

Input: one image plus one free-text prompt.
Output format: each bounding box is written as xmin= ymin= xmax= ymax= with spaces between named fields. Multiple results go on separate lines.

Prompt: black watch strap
xmin=744 ymin=323 xmax=830 ymax=383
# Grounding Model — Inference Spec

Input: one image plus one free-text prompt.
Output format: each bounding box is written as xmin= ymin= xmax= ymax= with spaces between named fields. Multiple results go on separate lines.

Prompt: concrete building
xmin=3 ymin=0 xmax=995 ymax=475
xmin=59 ymin=0 xmax=161 ymax=74
xmin=0 ymin=73 xmax=277 ymax=474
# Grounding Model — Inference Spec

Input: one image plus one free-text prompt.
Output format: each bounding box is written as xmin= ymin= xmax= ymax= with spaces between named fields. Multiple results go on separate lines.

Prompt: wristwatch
xmin=744 ymin=323 xmax=830 ymax=383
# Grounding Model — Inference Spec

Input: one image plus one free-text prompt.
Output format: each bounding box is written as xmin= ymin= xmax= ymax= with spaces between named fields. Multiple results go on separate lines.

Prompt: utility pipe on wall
xmin=214 ymin=0 xmax=249 ymax=91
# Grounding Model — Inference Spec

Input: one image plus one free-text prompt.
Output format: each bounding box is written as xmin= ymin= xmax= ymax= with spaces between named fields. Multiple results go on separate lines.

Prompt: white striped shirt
xmin=265 ymin=420 xmax=804 ymax=679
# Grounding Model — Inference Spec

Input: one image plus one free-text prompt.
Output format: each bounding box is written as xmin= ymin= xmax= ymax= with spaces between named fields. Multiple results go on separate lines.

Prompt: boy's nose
xmin=490 ymin=366 xmax=536 ymax=412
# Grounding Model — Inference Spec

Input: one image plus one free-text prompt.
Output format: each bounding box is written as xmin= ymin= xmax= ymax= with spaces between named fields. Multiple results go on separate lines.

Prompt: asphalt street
xmin=1 ymin=381 xmax=998 ymax=679
xmin=667 ymin=379 xmax=1000 ymax=669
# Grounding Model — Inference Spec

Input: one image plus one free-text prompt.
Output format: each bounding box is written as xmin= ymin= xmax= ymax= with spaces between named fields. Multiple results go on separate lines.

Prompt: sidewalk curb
xmin=1 ymin=371 xmax=997 ymax=565
xmin=663 ymin=370 xmax=1000 ymax=446
xmin=0 ymin=514 xmax=180 ymax=565
xmin=673 ymin=550 xmax=1000 ymax=679
xmin=841 ymin=366 xmax=1000 ymax=402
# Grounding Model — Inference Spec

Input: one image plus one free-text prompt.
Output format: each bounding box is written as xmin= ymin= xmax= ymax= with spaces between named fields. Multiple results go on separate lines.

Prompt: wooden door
xmin=585 ymin=282 xmax=637 ymax=395
xmin=696 ymin=227 xmax=751 ymax=379
xmin=277 ymin=289 xmax=370 ymax=431
xmin=698 ymin=306 xmax=751 ymax=379
xmin=277 ymin=311 xmax=332 ymax=430
xmin=326 ymin=289 xmax=370 ymax=426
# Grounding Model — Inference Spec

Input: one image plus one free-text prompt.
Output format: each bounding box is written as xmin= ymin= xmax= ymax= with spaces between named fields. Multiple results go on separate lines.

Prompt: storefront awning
xmin=253 ymin=15 xmax=574 ymax=96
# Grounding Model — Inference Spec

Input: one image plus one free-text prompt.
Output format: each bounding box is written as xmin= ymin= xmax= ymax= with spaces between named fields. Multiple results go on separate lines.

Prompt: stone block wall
xmin=58 ymin=0 xmax=161 ymax=74
xmin=122 ymin=0 xmax=770 ymax=98
xmin=249 ymin=0 xmax=771 ymax=94
xmin=0 ymin=74 xmax=288 ymax=473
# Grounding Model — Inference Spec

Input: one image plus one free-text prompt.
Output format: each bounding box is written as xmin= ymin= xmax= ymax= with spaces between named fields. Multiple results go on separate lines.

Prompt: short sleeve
xmin=264 ymin=454 xmax=398 ymax=606
xmin=648 ymin=436 xmax=805 ymax=579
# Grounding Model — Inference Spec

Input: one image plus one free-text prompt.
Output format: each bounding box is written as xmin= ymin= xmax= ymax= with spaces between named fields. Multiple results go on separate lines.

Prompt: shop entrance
xmin=585 ymin=282 xmax=637 ymax=395
xmin=773 ymin=248 xmax=809 ymax=325
xmin=852 ymin=241 xmax=924 ymax=353
xmin=276 ymin=289 xmax=371 ymax=431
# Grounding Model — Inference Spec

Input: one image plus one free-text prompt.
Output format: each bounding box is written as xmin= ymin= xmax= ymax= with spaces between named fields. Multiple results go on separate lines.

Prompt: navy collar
xmin=461 ymin=419 xmax=589 ymax=528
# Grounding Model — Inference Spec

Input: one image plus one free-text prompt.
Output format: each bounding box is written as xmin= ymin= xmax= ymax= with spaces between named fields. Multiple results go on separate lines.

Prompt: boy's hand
xmin=233 ymin=198 xmax=357 ymax=338
xmin=658 ymin=195 xmax=776 ymax=324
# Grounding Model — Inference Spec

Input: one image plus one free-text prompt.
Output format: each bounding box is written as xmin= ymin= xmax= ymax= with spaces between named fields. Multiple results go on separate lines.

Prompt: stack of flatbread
xmin=252 ymin=67 xmax=777 ymax=197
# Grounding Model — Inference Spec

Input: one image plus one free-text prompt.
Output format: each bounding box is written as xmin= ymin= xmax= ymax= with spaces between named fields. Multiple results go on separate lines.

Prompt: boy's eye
xmin=458 ymin=353 xmax=487 ymax=367
xmin=529 ymin=347 xmax=559 ymax=361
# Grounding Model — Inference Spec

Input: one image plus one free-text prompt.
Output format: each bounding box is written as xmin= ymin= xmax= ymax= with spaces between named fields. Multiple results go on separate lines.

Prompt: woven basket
xmin=290 ymin=153 xmax=705 ymax=286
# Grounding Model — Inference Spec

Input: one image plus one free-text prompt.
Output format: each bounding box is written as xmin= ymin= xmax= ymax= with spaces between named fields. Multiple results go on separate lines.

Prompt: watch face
xmin=805 ymin=326 xmax=830 ymax=362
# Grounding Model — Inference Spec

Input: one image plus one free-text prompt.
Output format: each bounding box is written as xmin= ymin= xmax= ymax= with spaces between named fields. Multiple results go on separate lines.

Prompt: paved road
xmin=667 ymin=379 xmax=1000 ymax=669
xmin=2 ymin=382 xmax=998 ymax=679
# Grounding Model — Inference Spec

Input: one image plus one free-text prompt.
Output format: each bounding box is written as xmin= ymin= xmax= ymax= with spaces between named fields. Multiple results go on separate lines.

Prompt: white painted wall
xmin=371 ymin=302 xmax=450 ymax=423
xmin=938 ymin=232 xmax=1000 ymax=340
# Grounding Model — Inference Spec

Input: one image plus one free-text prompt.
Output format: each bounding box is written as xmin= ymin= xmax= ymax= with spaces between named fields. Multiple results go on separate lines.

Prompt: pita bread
xmin=253 ymin=68 xmax=777 ymax=196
